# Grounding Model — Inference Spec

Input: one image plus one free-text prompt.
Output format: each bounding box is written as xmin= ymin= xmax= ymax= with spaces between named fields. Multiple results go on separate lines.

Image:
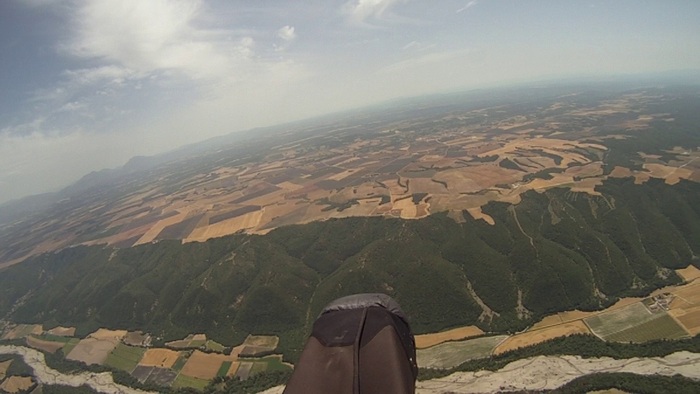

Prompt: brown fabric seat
xmin=284 ymin=294 xmax=417 ymax=394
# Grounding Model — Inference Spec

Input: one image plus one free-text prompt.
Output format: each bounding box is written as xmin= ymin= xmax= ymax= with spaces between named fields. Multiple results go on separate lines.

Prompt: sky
xmin=1 ymin=0 xmax=699 ymax=204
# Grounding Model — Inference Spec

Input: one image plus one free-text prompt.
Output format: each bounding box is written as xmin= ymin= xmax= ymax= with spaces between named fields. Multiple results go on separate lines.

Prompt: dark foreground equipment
xmin=284 ymin=293 xmax=418 ymax=394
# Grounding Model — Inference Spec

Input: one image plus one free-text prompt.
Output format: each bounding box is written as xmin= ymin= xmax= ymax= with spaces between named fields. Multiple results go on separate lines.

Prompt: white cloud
xmin=344 ymin=0 xmax=406 ymax=25
xmin=277 ymin=25 xmax=296 ymax=41
xmin=456 ymin=1 xmax=478 ymax=13
xmin=65 ymin=0 xmax=234 ymax=79
xmin=63 ymin=65 xmax=135 ymax=86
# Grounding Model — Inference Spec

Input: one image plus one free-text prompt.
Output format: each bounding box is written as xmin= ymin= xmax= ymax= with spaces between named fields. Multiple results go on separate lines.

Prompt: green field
xmin=61 ymin=338 xmax=81 ymax=356
xmin=204 ymin=340 xmax=226 ymax=353
xmin=417 ymin=335 xmax=509 ymax=369
xmin=37 ymin=334 xmax=74 ymax=343
xmin=171 ymin=354 xmax=188 ymax=372
xmin=172 ymin=374 xmax=210 ymax=390
xmin=605 ymin=314 xmax=689 ymax=343
xmin=104 ymin=343 xmax=146 ymax=372
xmin=216 ymin=361 xmax=232 ymax=378
xmin=584 ymin=303 xmax=657 ymax=339
xmin=249 ymin=362 xmax=268 ymax=376
xmin=259 ymin=356 xmax=292 ymax=372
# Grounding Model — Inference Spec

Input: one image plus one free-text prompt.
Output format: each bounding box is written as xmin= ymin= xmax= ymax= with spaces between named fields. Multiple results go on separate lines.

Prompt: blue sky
xmin=1 ymin=0 xmax=699 ymax=204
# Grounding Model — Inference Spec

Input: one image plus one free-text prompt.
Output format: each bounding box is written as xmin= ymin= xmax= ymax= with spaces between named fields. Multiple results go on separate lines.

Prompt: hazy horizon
xmin=2 ymin=0 xmax=700 ymax=204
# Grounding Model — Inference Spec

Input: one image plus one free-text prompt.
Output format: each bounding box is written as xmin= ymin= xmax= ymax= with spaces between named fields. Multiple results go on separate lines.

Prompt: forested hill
xmin=1 ymin=177 xmax=700 ymax=360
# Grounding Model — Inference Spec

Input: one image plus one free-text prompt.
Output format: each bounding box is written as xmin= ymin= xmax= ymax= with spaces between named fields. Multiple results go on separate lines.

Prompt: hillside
xmin=1 ymin=177 xmax=699 ymax=361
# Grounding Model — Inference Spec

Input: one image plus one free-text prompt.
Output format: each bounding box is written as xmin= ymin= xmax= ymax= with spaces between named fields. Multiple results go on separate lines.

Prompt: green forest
xmin=1 ymin=177 xmax=699 ymax=361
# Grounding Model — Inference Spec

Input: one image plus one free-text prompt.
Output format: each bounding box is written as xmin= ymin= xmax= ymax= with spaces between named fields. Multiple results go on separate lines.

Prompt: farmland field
xmin=494 ymin=321 xmax=591 ymax=355
xmin=104 ymin=343 xmax=146 ymax=372
xmin=65 ymin=337 xmax=118 ymax=365
xmin=583 ymin=302 xmax=657 ymax=339
xmin=414 ymin=326 xmax=484 ymax=349
xmin=0 ymin=360 xmax=11 ymax=379
xmin=61 ymin=338 xmax=80 ymax=356
xmin=139 ymin=348 xmax=181 ymax=368
xmin=1 ymin=325 xmax=42 ymax=340
xmin=25 ymin=336 xmax=64 ymax=353
xmin=604 ymin=314 xmax=689 ymax=343
xmin=172 ymin=374 xmax=210 ymax=390
xmin=417 ymin=335 xmax=508 ymax=369
xmin=180 ymin=350 xmax=236 ymax=380
xmin=216 ymin=361 xmax=232 ymax=378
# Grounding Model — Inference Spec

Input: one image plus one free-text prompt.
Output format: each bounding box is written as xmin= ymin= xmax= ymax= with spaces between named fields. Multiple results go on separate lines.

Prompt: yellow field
xmin=494 ymin=321 xmax=591 ymax=355
xmin=415 ymin=326 xmax=485 ymax=349
xmin=0 ymin=376 xmax=34 ymax=393
xmin=139 ymin=348 xmax=181 ymax=368
xmin=180 ymin=350 xmax=237 ymax=380
xmin=676 ymin=265 xmax=700 ymax=281
xmin=674 ymin=307 xmax=700 ymax=335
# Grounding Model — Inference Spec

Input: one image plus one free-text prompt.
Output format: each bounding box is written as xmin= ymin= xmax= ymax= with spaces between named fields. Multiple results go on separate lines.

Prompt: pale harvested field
xmin=0 ymin=376 xmax=34 ymax=393
xmin=418 ymin=335 xmax=508 ymax=369
xmin=139 ymin=348 xmax=181 ymax=368
xmin=415 ymin=326 xmax=484 ymax=349
xmin=643 ymin=163 xmax=694 ymax=185
xmin=89 ymin=329 xmax=127 ymax=341
xmin=465 ymin=207 xmax=494 ymax=225
xmin=134 ymin=211 xmax=188 ymax=245
xmin=672 ymin=281 xmax=700 ymax=304
xmin=530 ymin=310 xmax=596 ymax=330
xmin=494 ymin=321 xmax=590 ymax=355
xmin=66 ymin=338 xmax=118 ymax=365
xmin=243 ymin=335 xmax=279 ymax=349
xmin=47 ymin=326 xmax=76 ymax=337
xmin=185 ymin=210 xmax=263 ymax=242
xmin=26 ymin=336 xmax=63 ymax=353
xmin=569 ymin=177 xmax=603 ymax=196
xmin=676 ymin=265 xmax=700 ymax=282
xmin=608 ymin=166 xmax=634 ymax=178
xmin=180 ymin=350 xmax=236 ymax=380
xmin=584 ymin=303 xmax=655 ymax=340
xmin=675 ymin=307 xmax=700 ymax=335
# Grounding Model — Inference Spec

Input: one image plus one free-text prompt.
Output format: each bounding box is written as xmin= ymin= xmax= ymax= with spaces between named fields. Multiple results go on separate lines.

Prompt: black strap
xmin=353 ymin=307 xmax=369 ymax=394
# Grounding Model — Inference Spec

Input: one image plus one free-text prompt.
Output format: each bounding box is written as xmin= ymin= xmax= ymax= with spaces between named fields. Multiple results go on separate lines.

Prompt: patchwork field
xmin=4 ymin=89 xmax=694 ymax=269
xmin=66 ymin=337 xmax=119 ymax=365
xmin=494 ymin=321 xmax=591 ymax=355
xmin=25 ymin=335 xmax=64 ymax=353
xmin=412 ymin=269 xmax=700 ymax=368
xmin=1 ymin=325 xmax=42 ymax=340
xmin=583 ymin=302 xmax=658 ymax=340
xmin=180 ymin=350 xmax=238 ymax=380
xmin=104 ymin=343 xmax=146 ymax=372
xmin=238 ymin=335 xmax=279 ymax=357
xmin=139 ymin=348 xmax=181 ymax=368
xmin=417 ymin=335 xmax=508 ymax=369
xmin=603 ymin=314 xmax=689 ymax=343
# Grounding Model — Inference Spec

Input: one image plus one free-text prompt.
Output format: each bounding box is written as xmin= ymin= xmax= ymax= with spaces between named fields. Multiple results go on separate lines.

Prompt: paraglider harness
xmin=284 ymin=293 xmax=418 ymax=394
